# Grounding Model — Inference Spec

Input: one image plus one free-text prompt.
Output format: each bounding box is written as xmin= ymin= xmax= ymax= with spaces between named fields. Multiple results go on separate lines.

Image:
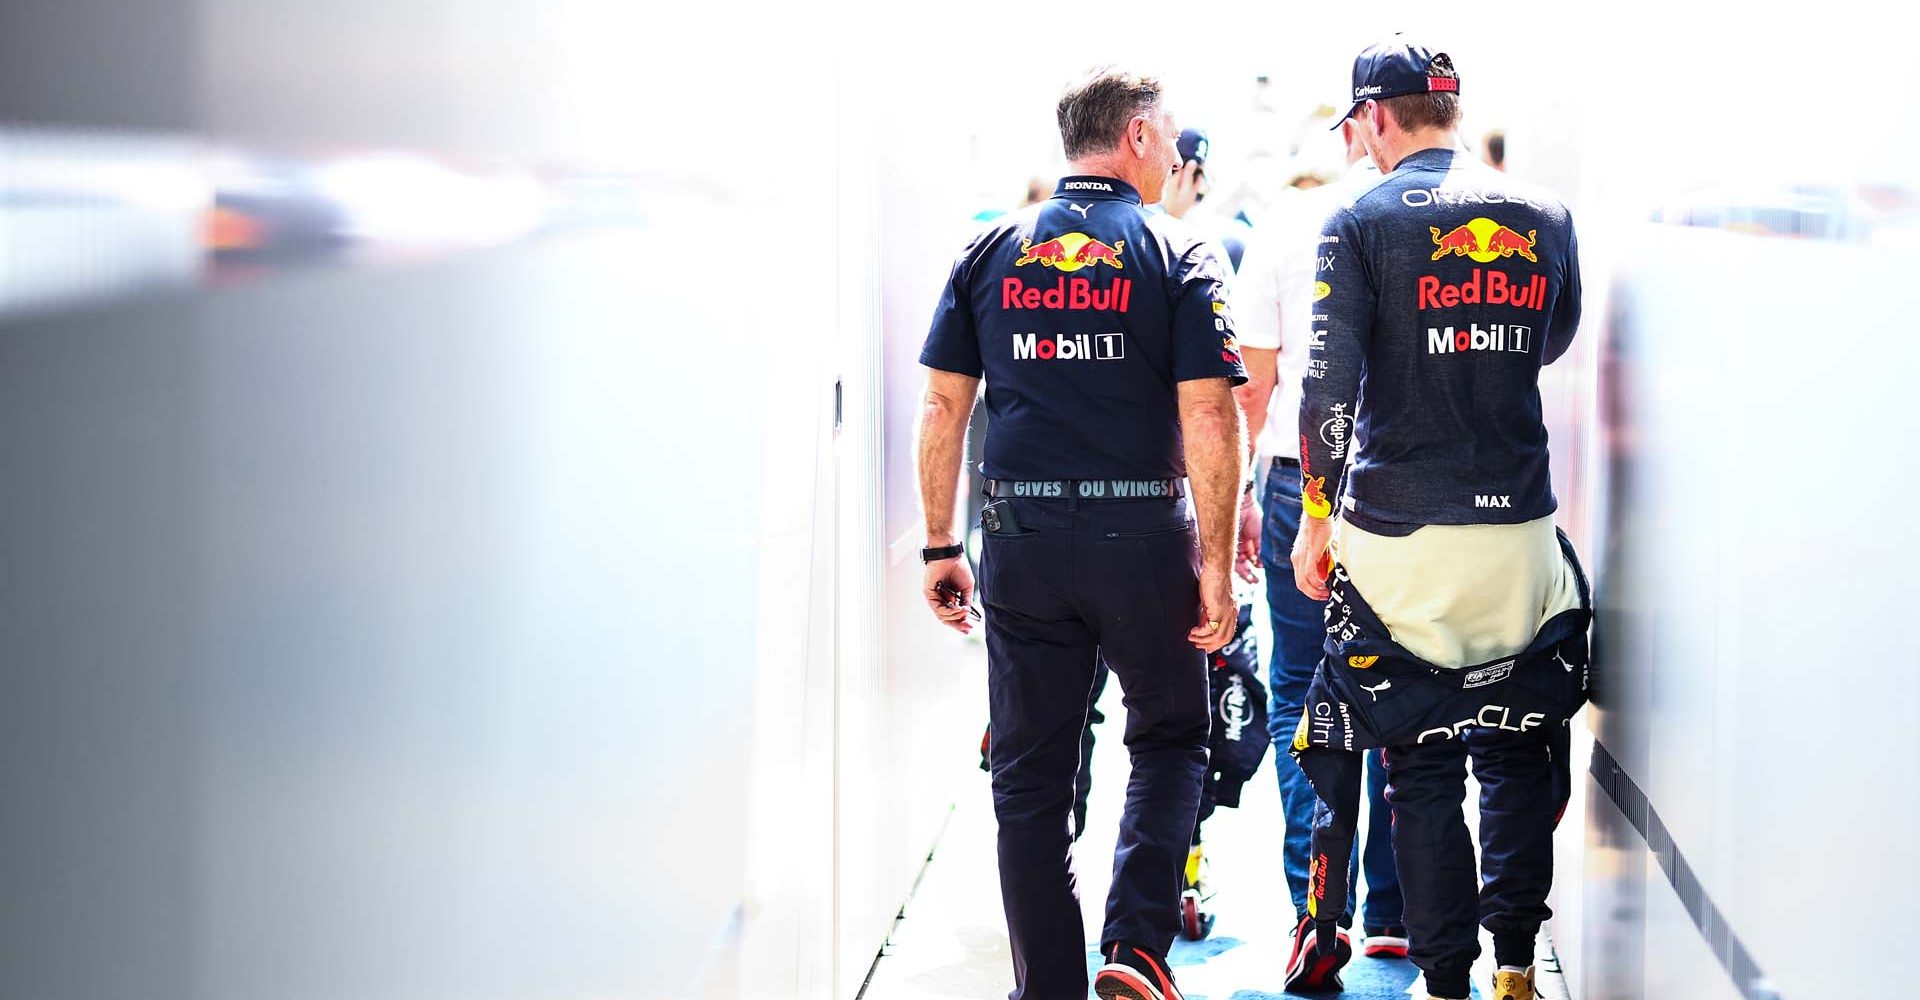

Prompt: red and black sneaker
xmin=1283 ymin=915 xmax=1353 ymax=992
xmin=1362 ymin=924 xmax=1409 ymax=959
xmin=1094 ymin=942 xmax=1183 ymax=1000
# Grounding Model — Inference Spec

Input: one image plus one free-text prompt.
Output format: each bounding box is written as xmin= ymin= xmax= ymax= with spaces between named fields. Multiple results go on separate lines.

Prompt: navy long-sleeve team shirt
xmin=1301 ymin=148 xmax=1582 ymax=529
xmin=921 ymin=176 xmax=1247 ymax=481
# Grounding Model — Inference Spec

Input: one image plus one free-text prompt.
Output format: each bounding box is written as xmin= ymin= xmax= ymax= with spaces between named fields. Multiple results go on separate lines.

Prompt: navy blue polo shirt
xmin=1301 ymin=149 xmax=1582 ymax=528
xmin=920 ymin=176 xmax=1247 ymax=481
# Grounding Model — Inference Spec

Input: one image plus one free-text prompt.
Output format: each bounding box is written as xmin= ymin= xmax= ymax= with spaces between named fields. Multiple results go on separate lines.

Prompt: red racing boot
xmin=1282 ymin=914 xmax=1352 ymax=992
xmin=1094 ymin=942 xmax=1183 ymax=1000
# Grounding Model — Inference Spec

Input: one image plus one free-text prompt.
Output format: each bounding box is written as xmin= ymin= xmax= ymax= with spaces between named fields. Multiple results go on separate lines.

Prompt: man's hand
xmin=924 ymin=556 xmax=977 ymax=635
xmin=1163 ymin=160 xmax=1203 ymax=219
xmin=1187 ymin=564 xmax=1238 ymax=652
xmin=1234 ymin=496 xmax=1262 ymax=584
xmin=916 ymin=369 xmax=981 ymax=634
xmin=1291 ymin=514 xmax=1334 ymax=601
xmin=1176 ymin=377 xmax=1244 ymax=652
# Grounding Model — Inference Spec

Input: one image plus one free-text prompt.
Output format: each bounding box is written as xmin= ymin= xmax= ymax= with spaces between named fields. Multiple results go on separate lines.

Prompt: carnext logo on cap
xmin=1013 ymin=332 xmax=1125 ymax=361
xmin=1355 ymin=84 xmax=1385 ymax=98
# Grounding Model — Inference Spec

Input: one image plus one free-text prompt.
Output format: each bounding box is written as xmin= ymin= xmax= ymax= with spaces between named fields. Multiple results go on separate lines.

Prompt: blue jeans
xmin=1261 ymin=460 xmax=1404 ymax=928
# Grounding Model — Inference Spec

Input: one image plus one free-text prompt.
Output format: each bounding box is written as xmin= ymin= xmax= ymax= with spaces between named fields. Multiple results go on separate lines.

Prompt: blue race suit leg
xmin=1384 ymin=740 xmax=1478 ymax=998
xmin=1468 ymin=724 xmax=1565 ymax=964
xmin=1362 ymin=748 xmax=1405 ymax=928
xmin=1263 ymin=462 xmax=1400 ymax=922
xmin=1260 ymin=463 xmax=1330 ymax=920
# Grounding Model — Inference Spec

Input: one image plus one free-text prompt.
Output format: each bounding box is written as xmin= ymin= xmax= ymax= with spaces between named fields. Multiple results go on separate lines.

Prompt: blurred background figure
xmin=1163 ymin=126 xmax=1256 ymax=276
xmin=1162 ymin=127 xmax=1211 ymax=217
xmin=978 ymin=175 xmax=1056 ymax=222
xmin=1482 ymin=128 xmax=1507 ymax=172
xmin=1230 ymin=112 xmax=1406 ymax=964
xmin=1286 ymin=169 xmax=1332 ymax=191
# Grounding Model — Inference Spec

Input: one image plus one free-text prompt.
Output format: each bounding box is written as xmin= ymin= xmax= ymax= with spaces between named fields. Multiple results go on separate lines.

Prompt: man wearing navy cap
xmin=916 ymin=66 xmax=1247 ymax=1000
xmin=1162 ymin=127 xmax=1253 ymax=277
xmin=1159 ymin=128 xmax=1209 ymax=226
xmin=1285 ymin=38 xmax=1587 ymax=1000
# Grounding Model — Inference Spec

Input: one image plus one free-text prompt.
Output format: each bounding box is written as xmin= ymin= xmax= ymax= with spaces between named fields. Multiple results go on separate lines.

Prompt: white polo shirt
xmin=1230 ymin=161 xmax=1379 ymax=461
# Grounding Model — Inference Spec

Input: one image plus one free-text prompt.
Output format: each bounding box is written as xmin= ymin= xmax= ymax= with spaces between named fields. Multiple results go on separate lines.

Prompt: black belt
xmin=984 ymin=478 xmax=1186 ymax=500
xmin=1270 ymin=456 xmax=1300 ymax=470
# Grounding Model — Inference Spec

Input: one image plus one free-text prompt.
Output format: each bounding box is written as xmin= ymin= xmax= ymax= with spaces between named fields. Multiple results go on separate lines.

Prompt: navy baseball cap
xmin=1177 ymin=127 xmax=1210 ymax=167
xmin=1332 ymin=35 xmax=1459 ymax=128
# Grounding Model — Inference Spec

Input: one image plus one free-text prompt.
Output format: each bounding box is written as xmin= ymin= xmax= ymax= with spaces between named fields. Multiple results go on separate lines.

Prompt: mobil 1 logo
xmin=1426 ymin=323 xmax=1531 ymax=355
xmin=1013 ymin=331 xmax=1125 ymax=362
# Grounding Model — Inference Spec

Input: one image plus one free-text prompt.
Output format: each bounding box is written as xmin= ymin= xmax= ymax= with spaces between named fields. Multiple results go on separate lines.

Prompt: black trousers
xmin=1382 ymin=725 xmax=1570 ymax=996
xmin=1074 ymin=603 xmax=1255 ymax=846
xmin=980 ymin=495 xmax=1209 ymax=1000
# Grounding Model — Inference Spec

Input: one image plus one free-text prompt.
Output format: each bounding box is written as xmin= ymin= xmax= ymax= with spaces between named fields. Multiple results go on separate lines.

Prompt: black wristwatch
xmin=921 ymin=544 xmax=965 ymax=563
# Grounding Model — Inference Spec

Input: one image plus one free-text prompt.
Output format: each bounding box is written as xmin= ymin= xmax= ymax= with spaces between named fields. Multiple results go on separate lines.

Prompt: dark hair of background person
xmin=1377 ymin=52 xmax=1461 ymax=132
xmin=1057 ymin=67 xmax=1164 ymax=160
xmin=1483 ymin=129 xmax=1506 ymax=168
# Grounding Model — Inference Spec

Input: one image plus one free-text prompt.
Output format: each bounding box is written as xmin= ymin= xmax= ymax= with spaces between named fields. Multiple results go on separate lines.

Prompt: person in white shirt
xmin=1229 ymin=117 xmax=1408 ymax=980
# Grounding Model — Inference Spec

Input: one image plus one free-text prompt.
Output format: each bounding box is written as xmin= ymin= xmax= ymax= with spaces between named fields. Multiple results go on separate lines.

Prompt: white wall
xmin=1578 ymin=227 xmax=1920 ymax=1000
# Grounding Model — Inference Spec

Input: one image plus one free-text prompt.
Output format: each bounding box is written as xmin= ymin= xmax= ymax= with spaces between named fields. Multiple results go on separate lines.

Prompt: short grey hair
xmin=1057 ymin=67 xmax=1163 ymax=160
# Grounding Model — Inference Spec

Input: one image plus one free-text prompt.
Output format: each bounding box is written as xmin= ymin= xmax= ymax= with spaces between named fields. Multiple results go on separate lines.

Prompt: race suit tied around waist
xmin=1289 ymin=527 xmax=1592 ymax=757
xmin=1287 ymin=528 xmax=1592 ymax=930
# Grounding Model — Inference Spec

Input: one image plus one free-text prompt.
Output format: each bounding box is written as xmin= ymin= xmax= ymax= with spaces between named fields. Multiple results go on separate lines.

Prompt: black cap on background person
xmin=1177 ymin=128 xmax=1209 ymax=172
xmin=1166 ymin=127 xmax=1211 ymax=218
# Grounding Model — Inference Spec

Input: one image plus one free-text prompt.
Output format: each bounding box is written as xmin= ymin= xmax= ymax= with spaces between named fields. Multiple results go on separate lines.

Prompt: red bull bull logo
xmin=1302 ymin=474 xmax=1331 ymax=519
xmin=1428 ymin=217 xmax=1538 ymax=264
xmin=1073 ymin=238 xmax=1124 ymax=269
xmin=1015 ymin=232 xmax=1125 ymax=271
